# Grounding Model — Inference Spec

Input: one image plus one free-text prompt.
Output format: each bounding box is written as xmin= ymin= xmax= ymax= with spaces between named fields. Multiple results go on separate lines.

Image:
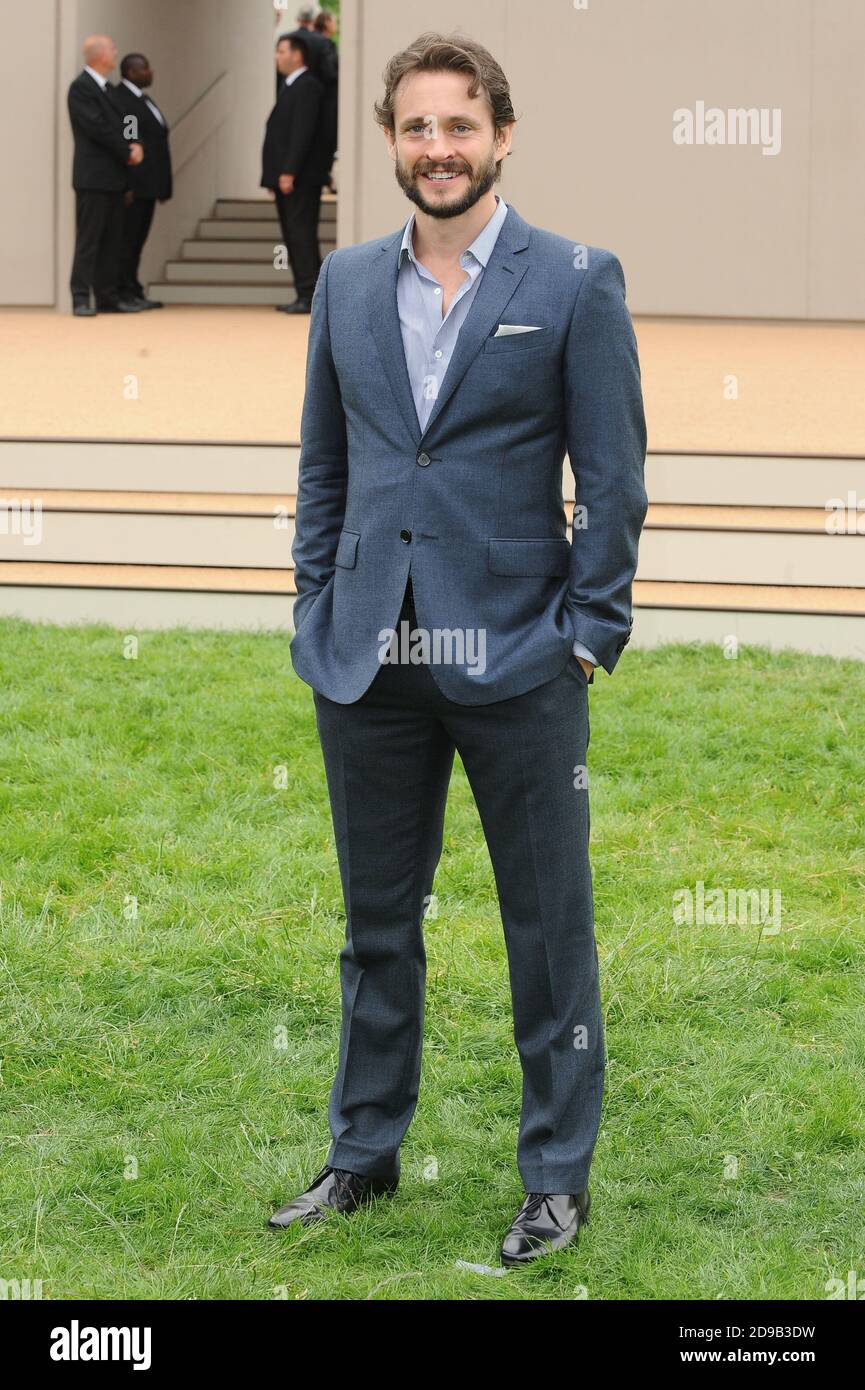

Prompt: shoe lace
xmin=331 ymin=1166 xmax=359 ymax=1200
xmin=518 ymin=1192 xmax=571 ymax=1231
xmin=306 ymin=1164 xmax=362 ymax=1202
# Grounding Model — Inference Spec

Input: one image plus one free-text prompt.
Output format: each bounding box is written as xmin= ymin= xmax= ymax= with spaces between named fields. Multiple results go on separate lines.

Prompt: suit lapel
xmin=368 ymin=229 xmax=424 ymax=444
xmin=367 ymin=204 xmax=532 ymax=446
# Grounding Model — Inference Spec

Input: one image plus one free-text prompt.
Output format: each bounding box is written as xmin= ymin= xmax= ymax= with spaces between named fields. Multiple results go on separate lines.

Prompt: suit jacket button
xmin=417 ymin=452 xmax=431 ymax=467
xmin=400 ymin=529 xmax=412 ymax=543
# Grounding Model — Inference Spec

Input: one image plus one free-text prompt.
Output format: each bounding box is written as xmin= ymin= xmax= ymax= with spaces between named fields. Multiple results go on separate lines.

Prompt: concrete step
xmin=0 ymin=441 xmax=298 ymax=491
xmin=0 ymin=512 xmax=295 ymax=568
xmin=637 ymin=527 xmax=864 ymax=587
xmin=0 ymin=559 xmax=292 ymax=593
xmin=0 ymin=488 xmax=293 ymax=515
xmin=163 ymin=261 xmax=300 ymax=285
xmin=631 ymin=605 xmax=865 ymax=660
xmin=145 ymin=283 xmax=304 ymax=305
xmin=646 ymin=452 xmax=865 ymax=507
xmin=0 ymin=584 xmax=294 ymax=630
xmin=643 ymin=503 xmax=837 ymax=531
xmin=214 ymin=197 xmax=336 ymax=220
xmin=183 ymin=239 xmax=336 ymax=261
xmin=197 ymin=219 xmax=333 ymax=239
xmin=634 ymin=580 xmax=865 ymax=617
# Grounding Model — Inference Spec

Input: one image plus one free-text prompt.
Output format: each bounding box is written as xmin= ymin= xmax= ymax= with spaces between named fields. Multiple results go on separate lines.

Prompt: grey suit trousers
xmin=312 ymin=582 xmax=605 ymax=1194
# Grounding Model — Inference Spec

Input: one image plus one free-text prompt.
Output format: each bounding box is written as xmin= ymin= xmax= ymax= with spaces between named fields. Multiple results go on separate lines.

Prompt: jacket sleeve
xmin=563 ymin=249 xmax=648 ymax=674
xmin=291 ymin=250 xmax=348 ymax=631
xmin=281 ymin=81 xmax=323 ymax=175
xmin=68 ymin=83 xmax=130 ymax=165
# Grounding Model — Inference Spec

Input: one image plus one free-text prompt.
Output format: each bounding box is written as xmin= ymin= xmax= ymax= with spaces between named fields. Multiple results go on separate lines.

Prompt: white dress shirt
xmin=84 ymin=65 xmax=109 ymax=91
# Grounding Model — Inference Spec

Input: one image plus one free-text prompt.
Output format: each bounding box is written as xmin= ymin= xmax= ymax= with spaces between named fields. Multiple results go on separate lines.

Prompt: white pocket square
xmin=493 ymin=323 xmax=544 ymax=337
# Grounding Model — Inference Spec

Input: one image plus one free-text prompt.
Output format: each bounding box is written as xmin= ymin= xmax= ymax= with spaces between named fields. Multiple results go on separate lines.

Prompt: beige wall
xmin=0 ymin=2 xmax=59 ymax=304
xmin=339 ymin=0 xmax=865 ymax=320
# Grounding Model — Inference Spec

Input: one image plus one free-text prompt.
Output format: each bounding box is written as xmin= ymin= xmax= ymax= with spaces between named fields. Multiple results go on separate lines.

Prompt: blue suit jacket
xmin=289 ymin=202 xmax=648 ymax=705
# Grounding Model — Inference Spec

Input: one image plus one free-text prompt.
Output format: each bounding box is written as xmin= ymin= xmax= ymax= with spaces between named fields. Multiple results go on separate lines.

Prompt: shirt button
xmin=400 ymin=529 xmax=412 ymax=542
xmin=433 ymin=287 xmax=442 ymax=295
xmin=417 ymin=453 xmax=431 ymax=467
xmin=434 ymin=349 xmax=442 ymax=359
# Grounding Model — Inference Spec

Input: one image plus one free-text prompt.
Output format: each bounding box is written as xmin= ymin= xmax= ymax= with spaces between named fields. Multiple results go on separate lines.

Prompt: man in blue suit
xmin=270 ymin=31 xmax=648 ymax=1265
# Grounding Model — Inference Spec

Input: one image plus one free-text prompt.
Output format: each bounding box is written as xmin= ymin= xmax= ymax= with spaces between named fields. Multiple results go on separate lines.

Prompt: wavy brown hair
xmin=374 ymin=31 xmax=517 ymax=169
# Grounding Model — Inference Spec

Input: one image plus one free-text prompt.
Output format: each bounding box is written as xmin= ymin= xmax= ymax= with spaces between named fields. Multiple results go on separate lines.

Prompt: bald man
xmin=68 ymin=35 xmax=145 ymax=315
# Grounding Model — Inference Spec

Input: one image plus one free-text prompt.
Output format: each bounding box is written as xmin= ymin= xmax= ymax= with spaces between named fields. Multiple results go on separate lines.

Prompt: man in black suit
xmin=261 ymin=33 xmax=332 ymax=315
xmin=109 ymin=54 xmax=173 ymax=310
xmin=67 ymin=35 xmax=145 ymax=315
xmin=275 ymin=6 xmax=336 ymax=100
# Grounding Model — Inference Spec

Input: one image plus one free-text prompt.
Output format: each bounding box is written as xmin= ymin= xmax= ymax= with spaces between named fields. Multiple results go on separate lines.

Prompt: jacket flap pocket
xmin=488 ymin=537 xmax=571 ymax=577
xmin=334 ymin=528 xmax=360 ymax=568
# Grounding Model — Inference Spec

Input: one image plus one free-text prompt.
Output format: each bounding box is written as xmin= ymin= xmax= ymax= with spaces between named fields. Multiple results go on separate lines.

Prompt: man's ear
xmin=495 ymin=120 xmax=515 ymax=162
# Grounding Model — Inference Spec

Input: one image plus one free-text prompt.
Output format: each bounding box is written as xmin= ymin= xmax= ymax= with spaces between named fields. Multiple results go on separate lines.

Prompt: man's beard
xmin=395 ymin=148 xmax=499 ymax=219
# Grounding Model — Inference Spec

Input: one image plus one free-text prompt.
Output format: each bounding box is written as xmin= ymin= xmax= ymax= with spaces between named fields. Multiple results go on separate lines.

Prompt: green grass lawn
xmin=1 ymin=618 xmax=863 ymax=1300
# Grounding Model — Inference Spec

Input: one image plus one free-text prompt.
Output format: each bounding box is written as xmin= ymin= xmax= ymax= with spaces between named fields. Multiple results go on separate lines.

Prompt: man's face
xmin=128 ymin=60 xmax=153 ymax=88
xmin=98 ymin=39 xmax=118 ymax=73
xmin=387 ymin=70 xmax=511 ymax=220
xmin=276 ymin=41 xmax=293 ymax=75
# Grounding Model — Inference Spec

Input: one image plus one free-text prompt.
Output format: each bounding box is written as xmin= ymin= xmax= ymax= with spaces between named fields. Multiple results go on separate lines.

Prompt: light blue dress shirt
xmin=395 ymin=194 xmax=598 ymax=670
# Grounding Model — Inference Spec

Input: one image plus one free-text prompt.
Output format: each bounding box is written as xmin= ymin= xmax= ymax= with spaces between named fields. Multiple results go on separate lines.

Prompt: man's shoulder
xmin=107 ymin=83 xmax=135 ymax=108
xmin=298 ymin=69 xmax=324 ymax=90
xmin=323 ymin=231 xmax=399 ymax=275
xmin=522 ymin=220 xmax=620 ymax=277
xmin=68 ymin=71 xmax=93 ymax=97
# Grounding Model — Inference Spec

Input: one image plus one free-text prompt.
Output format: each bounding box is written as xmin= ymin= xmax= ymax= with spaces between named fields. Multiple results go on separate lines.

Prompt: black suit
xmin=109 ymin=81 xmax=173 ymax=299
xmin=274 ymin=28 xmax=336 ymax=99
xmin=67 ymin=70 xmax=132 ymax=305
xmin=261 ymin=70 xmax=330 ymax=302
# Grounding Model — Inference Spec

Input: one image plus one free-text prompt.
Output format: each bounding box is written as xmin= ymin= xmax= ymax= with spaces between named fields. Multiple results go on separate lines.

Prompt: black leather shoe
xmin=501 ymin=1189 xmax=590 ymax=1266
xmin=267 ymin=1164 xmax=398 ymax=1229
xmin=73 ymin=301 xmax=97 ymax=317
xmin=129 ymin=295 xmax=163 ymax=309
xmin=96 ymin=299 xmax=146 ymax=313
xmin=275 ymin=299 xmax=312 ymax=314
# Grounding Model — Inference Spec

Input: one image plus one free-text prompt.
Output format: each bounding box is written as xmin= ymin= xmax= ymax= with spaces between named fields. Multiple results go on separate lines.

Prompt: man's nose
xmin=424 ymin=141 xmax=459 ymax=165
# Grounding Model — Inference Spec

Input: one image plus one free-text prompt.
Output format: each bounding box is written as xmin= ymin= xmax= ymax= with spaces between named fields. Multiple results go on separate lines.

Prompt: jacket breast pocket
xmin=483 ymin=326 xmax=553 ymax=354
xmin=488 ymin=537 xmax=571 ymax=577
xmin=334 ymin=528 xmax=360 ymax=568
